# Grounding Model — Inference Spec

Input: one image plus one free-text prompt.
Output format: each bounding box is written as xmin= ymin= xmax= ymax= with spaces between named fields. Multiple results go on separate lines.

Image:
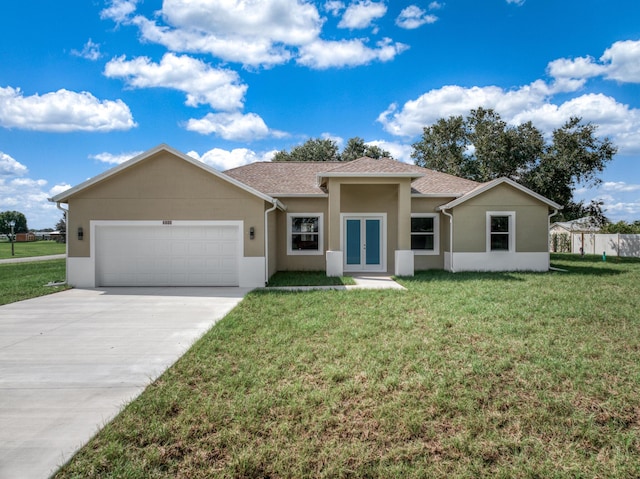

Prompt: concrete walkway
xmin=266 ymin=274 xmax=406 ymax=291
xmin=0 ymin=253 xmax=66 ymax=264
xmin=0 ymin=286 xmax=250 ymax=479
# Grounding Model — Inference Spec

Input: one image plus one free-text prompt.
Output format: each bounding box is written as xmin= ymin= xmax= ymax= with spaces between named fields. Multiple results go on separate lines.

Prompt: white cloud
xmin=185 ymin=112 xmax=272 ymax=141
xmin=0 ymin=172 xmax=71 ymax=229
xmin=104 ymin=0 xmax=323 ymax=68
xmin=429 ymin=2 xmax=443 ymax=10
xmin=187 ymin=147 xmax=274 ymax=171
xmin=506 ymin=0 xmax=525 ymax=5
xmin=89 ymin=151 xmax=143 ymax=165
xmin=298 ymin=37 xmax=408 ymax=69
xmin=338 ymin=1 xmax=387 ymax=30
xmin=601 ymin=181 xmax=640 ymax=193
xmin=0 ymin=86 xmax=136 ymax=132
xmin=100 ymin=0 xmax=140 ymax=23
xmin=0 ymin=151 xmax=28 ymax=176
xmin=396 ymin=5 xmax=438 ymax=29
xmin=600 ymin=40 xmax=640 ymax=83
xmin=325 ymin=1 xmax=345 ymax=16
xmin=366 ymin=140 xmax=413 ymax=163
xmin=101 ymin=0 xmax=408 ymax=69
xmin=378 ymin=81 xmax=640 ymax=155
xmin=548 ymin=40 xmax=640 ymax=85
xmin=377 ymin=82 xmax=552 ymax=137
xmin=71 ymin=39 xmax=102 ymax=61
xmin=104 ymin=53 xmax=247 ymax=111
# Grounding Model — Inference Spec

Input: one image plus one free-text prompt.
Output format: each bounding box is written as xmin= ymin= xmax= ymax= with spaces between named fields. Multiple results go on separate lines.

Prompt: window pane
xmin=411 ymin=217 xmax=434 ymax=233
xmin=291 ymin=217 xmax=319 ymax=233
xmin=491 ymin=233 xmax=509 ymax=251
xmin=291 ymin=234 xmax=318 ymax=251
xmin=491 ymin=216 xmax=509 ymax=233
xmin=411 ymin=234 xmax=434 ymax=250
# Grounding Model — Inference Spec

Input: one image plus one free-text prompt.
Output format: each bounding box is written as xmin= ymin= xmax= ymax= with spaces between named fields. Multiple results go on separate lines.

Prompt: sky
xmin=1 ymin=0 xmax=640 ymax=229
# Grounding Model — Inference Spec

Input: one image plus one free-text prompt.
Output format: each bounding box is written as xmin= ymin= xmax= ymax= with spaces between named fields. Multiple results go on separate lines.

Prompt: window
xmin=411 ymin=214 xmax=439 ymax=255
xmin=487 ymin=212 xmax=515 ymax=252
xmin=287 ymin=213 xmax=324 ymax=255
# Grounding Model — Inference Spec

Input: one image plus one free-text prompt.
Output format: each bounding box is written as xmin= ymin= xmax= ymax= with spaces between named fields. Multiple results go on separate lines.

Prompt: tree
xmin=55 ymin=216 xmax=66 ymax=233
xmin=0 ymin=211 xmax=28 ymax=235
xmin=411 ymin=108 xmax=616 ymax=221
xmin=341 ymin=137 xmax=391 ymax=162
xmin=273 ymin=137 xmax=392 ymax=162
xmin=273 ymin=138 xmax=341 ymax=162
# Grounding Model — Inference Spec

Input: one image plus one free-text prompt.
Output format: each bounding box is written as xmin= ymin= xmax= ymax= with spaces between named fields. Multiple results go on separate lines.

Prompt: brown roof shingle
xmin=223 ymin=158 xmax=480 ymax=197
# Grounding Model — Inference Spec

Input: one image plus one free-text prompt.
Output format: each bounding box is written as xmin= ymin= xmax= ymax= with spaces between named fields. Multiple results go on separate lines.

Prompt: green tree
xmin=341 ymin=137 xmax=391 ymax=162
xmin=273 ymin=138 xmax=341 ymax=162
xmin=0 ymin=211 xmax=28 ymax=235
xmin=273 ymin=137 xmax=392 ymax=162
xmin=411 ymin=109 xmax=616 ymax=221
xmin=601 ymin=220 xmax=640 ymax=234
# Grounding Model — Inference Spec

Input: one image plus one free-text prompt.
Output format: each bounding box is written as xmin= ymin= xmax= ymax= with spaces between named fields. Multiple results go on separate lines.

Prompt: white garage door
xmin=95 ymin=223 xmax=240 ymax=286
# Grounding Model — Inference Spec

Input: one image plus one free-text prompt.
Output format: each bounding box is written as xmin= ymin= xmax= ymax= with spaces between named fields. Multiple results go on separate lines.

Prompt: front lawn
xmin=0 ymin=259 xmax=69 ymax=305
xmin=0 ymin=240 xmax=65 ymax=259
xmin=267 ymin=270 xmax=356 ymax=287
xmin=55 ymin=255 xmax=640 ymax=478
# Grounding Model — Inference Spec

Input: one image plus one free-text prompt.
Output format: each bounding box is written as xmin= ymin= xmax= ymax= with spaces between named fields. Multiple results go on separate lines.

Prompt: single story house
xmin=50 ymin=144 xmax=562 ymax=288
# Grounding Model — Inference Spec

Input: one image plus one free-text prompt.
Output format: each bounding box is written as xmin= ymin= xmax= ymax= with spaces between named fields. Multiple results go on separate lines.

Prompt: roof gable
xmin=438 ymin=177 xmax=562 ymax=210
xmin=50 ymin=144 xmax=282 ymax=207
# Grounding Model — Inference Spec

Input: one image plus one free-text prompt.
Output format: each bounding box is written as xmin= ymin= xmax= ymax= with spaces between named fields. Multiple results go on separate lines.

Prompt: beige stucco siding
xmin=274 ymin=197 xmax=328 ymax=271
xmin=66 ymin=151 xmax=266 ymax=258
xmin=452 ymin=184 xmax=550 ymax=253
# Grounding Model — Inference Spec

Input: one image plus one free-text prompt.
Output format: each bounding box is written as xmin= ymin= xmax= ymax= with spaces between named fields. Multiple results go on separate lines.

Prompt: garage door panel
xmin=96 ymin=223 xmax=240 ymax=286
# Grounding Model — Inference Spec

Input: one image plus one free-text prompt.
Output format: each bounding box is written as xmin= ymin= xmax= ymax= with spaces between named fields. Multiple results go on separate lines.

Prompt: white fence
xmin=571 ymin=233 xmax=640 ymax=257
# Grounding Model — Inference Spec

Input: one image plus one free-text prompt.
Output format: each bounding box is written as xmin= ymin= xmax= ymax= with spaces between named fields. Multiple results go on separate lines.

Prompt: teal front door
xmin=344 ymin=215 xmax=384 ymax=272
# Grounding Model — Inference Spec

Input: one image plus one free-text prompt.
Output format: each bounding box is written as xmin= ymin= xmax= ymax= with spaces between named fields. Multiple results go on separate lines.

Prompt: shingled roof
xmin=224 ymin=157 xmax=481 ymax=197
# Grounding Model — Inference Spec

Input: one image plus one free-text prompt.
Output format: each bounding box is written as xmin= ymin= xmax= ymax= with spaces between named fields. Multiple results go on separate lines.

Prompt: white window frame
xmin=410 ymin=213 xmax=439 ymax=256
xmin=287 ymin=213 xmax=324 ymax=256
xmin=486 ymin=211 xmax=515 ymax=252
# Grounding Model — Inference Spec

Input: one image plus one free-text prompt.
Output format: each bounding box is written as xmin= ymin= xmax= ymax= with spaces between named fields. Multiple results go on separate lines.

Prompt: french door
xmin=342 ymin=215 xmax=385 ymax=272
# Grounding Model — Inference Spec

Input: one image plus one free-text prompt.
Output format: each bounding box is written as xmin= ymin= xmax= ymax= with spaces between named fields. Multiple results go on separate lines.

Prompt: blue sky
xmin=1 ymin=0 xmax=640 ymax=229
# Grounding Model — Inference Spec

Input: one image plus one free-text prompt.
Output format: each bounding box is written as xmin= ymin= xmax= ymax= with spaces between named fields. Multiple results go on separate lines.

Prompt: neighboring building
xmin=50 ymin=144 xmax=562 ymax=288
xmin=549 ymin=216 xmax=600 ymax=253
xmin=550 ymin=216 xmax=600 ymax=236
xmin=15 ymin=232 xmax=36 ymax=242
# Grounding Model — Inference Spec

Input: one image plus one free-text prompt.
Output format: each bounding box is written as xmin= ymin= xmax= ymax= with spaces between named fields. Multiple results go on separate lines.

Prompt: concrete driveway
xmin=0 ymin=286 xmax=251 ymax=478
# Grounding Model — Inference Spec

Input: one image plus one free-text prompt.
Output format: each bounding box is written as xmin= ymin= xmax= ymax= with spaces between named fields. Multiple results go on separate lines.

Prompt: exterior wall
xmin=66 ymin=151 xmax=267 ymax=259
xmin=452 ymin=184 xmax=549 ymax=253
xmin=274 ymin=197 xmax=328 ymax=271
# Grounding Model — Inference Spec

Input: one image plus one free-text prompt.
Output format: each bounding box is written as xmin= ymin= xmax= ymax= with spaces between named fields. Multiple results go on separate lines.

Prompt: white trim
xmin=412 ymin=193 xmax=463 ymax=198
xmin=410 ymin=213 xmax=440 ymax=256
xmin=448 ymin=252 xmax=550 ymax=272
xmin=438 ymin=177 xmax=562 ymax=210
xmin=286 ymin=213 xmax=324 ymax=256
xmin=272 ymin=193 xmax=328 ymax=198
xmin=340 ymin=213 xmax=387 ymax=272
xmin=319 ymin=172 xmax=422 ymax=178
xmin=486 ymin=211 xmax=515 ymax=252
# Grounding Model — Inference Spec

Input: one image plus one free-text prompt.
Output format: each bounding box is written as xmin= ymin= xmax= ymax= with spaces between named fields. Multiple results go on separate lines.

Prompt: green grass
xmin=267 ymin=271 xmax=356 ymax=287
xmin=0 ymin=240 xmax=65 ymax=259
xmin=55 ymin=254 xmax=640 ymax=478
xmin=0 ymin=259 xmax=69 ymax=305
